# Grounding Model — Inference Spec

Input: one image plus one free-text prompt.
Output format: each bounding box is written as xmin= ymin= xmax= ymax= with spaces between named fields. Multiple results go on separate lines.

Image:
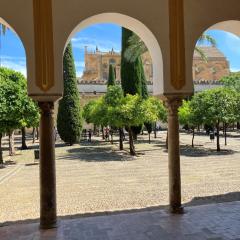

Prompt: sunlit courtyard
xmin=0 ymin=130 xmax=240 ymax=224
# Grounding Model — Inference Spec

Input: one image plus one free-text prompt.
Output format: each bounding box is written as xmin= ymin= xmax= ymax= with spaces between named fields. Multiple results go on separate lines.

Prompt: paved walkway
xmin=0 ymin=131 xmax=240 ymax=223
xmin=0 ymin=201 xmax=240 ymax=240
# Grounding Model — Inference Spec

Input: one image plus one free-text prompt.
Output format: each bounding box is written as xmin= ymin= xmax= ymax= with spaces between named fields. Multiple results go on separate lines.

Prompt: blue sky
xmin=0 ymin=23 xmax=240 ymax=77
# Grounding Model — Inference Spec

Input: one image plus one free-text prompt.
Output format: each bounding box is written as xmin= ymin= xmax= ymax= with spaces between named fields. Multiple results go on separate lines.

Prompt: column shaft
xmin=39 ymin=102 xmax=57 ymax=229
xmin=166 ymin=97 xmax=183 ymax=213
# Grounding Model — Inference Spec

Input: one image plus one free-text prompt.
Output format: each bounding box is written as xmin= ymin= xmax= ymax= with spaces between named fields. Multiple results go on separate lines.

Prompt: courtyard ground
xmin=0 ymin=130 xmax=240 ymax=224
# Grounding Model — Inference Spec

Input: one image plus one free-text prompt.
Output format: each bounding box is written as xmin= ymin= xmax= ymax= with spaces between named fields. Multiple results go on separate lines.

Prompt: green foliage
xmin=107 ymin=64 xmax=116 ymax=86
xmin=82 ymin=86 xmax=165 ymax=155
xmin=57 ymin=42 xmax=83 ymax=145
xmin=180 ymin=87 xmax=237 ymax=127
xmin=179 ymin=87 xmax=238 ymax=150
xmin=0 ymin=24 xmax=7 ymax=35
xmin=124 ymin=32 xmax=216 ymax=63
xmin=220 ymin=72 xmax=240 ymax=92
xmin=124 ymin=33 xmax=147 ymax=63
xmin=121 ymin=28 xmax=142 ymax=96
xmin=83 ymin=87 xmax=162 ymax=129
xmin=0 ymin=67 xmax=39 ymax=134
xmin=83 ymin=100 xmax=98 ymax=124
xmin=140 ymin=57 xmax=149 ymax=100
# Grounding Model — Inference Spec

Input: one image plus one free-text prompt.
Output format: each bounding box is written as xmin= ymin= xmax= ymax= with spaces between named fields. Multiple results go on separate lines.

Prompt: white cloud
xmin=76 ymin=70 xmax=83 ymax=77
xmin=75 ymin=61 xmax=85 ymax=68
xmin=223 ymin=32 xmax=240 ymax=55
xmin=71 ymin=36 xmax=121 ymax=53
xmin=0 ymin=56 xmax=26 ymax=76
xmin=230 ymin=67 xmax=240 ymax=72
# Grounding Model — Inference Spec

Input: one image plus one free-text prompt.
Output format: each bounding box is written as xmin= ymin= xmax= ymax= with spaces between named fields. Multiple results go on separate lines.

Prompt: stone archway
xmin=63 ymin=13 xmax=164 ymax=96
xmin=192 ymin=20 xmax=240 ymax=84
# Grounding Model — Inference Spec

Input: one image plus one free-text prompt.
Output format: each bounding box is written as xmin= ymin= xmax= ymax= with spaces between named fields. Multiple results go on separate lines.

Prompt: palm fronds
xmin=195 ymin=46 xmax=208 ymax=62
xmin=124 ymin=31 xmax=217 ymax=63
xmin=0 ymin=24 xmax=7 ymax=36
xmin=198 ymin=34 xmax=216 ymax=47
xmin=124 ymin=34 xmax=147 ymax=62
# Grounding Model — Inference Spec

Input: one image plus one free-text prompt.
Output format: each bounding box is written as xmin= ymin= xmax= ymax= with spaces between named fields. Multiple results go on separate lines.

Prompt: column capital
xmin=38 ymin=102 xmax=54 ymax=116
xmin=164 ymin=96 xmax=183 ymax=116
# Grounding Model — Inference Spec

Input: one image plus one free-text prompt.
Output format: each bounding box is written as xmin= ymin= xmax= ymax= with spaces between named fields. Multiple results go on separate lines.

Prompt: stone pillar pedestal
xmin=38 ymin=102 xmax=57 ymax=229
xmin=165 ymin=97 xmax=184 ymax=214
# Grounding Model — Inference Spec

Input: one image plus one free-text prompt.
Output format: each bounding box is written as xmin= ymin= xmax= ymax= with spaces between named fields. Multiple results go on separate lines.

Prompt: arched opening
xmin=64 ymin=13 xmax=164 ymax=96
xmin=179 ymin=20 xmax=240 ymax=206
xmin=54 ymin=14 xmax=168 ymax=218
xmin=0 ymin=17 xmax=41 ymax=224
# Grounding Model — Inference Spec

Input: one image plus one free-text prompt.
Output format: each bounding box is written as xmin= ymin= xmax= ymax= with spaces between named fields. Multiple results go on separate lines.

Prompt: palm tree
xmin=0 ymin=24 xmax=8 ymax=67
xmin=124 ymin=33 xmax=216 ymax=63
xmin=0 ymin=24 xmax=7 ymax=35
xmin=195 ymin=34 xmax=216 ymax=62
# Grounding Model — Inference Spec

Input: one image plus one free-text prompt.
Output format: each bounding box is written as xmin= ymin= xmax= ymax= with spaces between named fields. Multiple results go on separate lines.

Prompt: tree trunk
xmin=166 ymin=130 xmax=168 ymax=150
xmin=237 ymin=122 xmax=240 ymax=130
xmin=154 ymin=122 xmax=157 ymax=138
xmin=119 ymin=128 xmax=123 ymax=150
xmin=216 ymin=121 xmax=220 ymax=152
xmin=192 ymin=128 xmax=195 ymax=148
xmin=133 ymin=131 xmax=138 ymax=141
xmin=224 ymin=123 xmax=227 ymax=146
xmin=8 ymin=130 xmax=15 ymax=156
xmin=101 ymin=126 xmax=105 ymax=139
xmin=148 ymin=133 xmax=151 ymax=144
xmin=36 ymin=127 xmax=39 ymax=140
xmin=110 ymin=132 xmax=113 ymax=144
xmin=32 ymin=127 xmax=36 ymax=143
xmin=21 ymin=127 xmax=28 ymax=150
xmin=128 ymin=128 xmax=136 ymax=156
xmin=0 ymin=133 xmax=3 ymax=165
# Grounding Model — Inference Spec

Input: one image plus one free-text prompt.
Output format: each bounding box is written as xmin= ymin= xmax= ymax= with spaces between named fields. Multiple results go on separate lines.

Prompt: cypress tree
xmin=140 ymin=57 xmax=149 ymax=100
xmin=121 ymin=28 xmax=142 ymax=96
xmin=107 ymin=64 xmax=116 ymax=86
xmin=121 ymin=28 xmax=144 ymax=153
xmin=139 ymin=56 xmax=152 ymax=137
xmin=57 ymin=42 xmax=82 ymax=145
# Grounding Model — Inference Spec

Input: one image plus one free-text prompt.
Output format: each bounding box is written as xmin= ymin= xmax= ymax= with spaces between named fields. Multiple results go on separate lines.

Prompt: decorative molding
xmin=33 ymin=0 xmax=55 ymax=92
xmin=169 ymin=0 xmax=186 ymax=90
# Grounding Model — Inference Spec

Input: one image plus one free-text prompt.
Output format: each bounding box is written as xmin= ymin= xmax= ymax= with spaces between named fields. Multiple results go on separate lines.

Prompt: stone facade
xmin=79 ymin=46 xmax=229 ymax=85
xmin=79 ymin=46 xmax=153 ymax=84
xmin=193 ymin=46 xmax=230 ymax=82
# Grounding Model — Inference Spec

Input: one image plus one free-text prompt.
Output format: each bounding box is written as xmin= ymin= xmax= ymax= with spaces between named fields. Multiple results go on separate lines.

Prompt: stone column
xmin=165 ymin=97 xmax=183 ymax=214
xmin=38 ymin=102 xmax=57 ymax=229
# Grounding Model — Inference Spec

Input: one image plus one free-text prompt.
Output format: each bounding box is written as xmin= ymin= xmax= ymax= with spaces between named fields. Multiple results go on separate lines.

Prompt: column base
xmin=169 ymin=205 xmax=184 ymax=214
xmin=40 ymin=220 xmax=58 ymax=230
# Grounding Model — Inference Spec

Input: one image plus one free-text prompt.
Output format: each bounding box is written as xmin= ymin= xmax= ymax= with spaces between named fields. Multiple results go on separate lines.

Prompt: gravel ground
xmin=0 ymin=130 xmax=240 ymax=223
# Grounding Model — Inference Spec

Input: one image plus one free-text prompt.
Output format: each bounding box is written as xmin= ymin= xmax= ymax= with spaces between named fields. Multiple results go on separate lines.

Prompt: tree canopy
xmin=57 ymin=42 xmax=83 ymax=145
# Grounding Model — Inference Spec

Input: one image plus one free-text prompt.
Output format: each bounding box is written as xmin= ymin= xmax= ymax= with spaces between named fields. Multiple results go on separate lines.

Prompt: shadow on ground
xmin=1 ymin=191 xmax=239 ymax=228
xmin=57 ymin=144 xmax=134 ymax=162
xmin=178 ymin=145 xmax=237 ymax=157
xmin=184 ymin=192 xmax=240 ymax=207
